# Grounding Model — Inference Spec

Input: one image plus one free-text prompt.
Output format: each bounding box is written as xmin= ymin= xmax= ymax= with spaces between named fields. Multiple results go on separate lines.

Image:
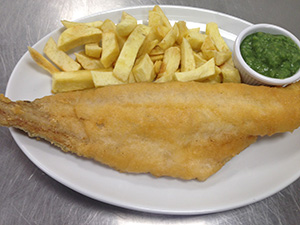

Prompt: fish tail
xmin=0 ymin=94 xmax=28 ymax=127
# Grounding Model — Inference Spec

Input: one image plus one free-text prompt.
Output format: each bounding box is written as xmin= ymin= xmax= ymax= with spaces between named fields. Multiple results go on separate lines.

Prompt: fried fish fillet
xmin=1 ymin=81 xmax=300 ymax=181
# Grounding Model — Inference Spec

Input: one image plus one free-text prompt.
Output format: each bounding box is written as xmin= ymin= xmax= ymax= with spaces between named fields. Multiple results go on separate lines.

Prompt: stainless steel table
xmin=1 ymin=0 xmax=299 ymax=224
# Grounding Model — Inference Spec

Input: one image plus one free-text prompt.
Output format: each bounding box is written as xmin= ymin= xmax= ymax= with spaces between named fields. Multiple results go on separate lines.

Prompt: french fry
xmin=85 ymin=43 xmax=102 ymax=58
xmin=148 ymin=11 xmax=163 ymax=27
xmin=61 ymin=20 xmax=103 ymax=29
xmin=152 ymin=5 xmax=172 ymax=29
xmin=101 ymin=32 xmax=120 ymax=68
xmin=116 ymin=12 xmax=137 ymax=37
xmin=202 ymin=66 xmax=222 ymax=83
xmin=52 ymin=70 xmax=94 ymax=93
xmin=149 ymin=46 xmax=164 ymax=56
xmin=158 ymin=23 xmax=179 ymax=50
xmin=185 ymin=31 xmax=206 ymax=51
xmin=148 ymin=9 xmax=171 ymax=40
xmin=75 ymin=52 xmax=105 ymax=70
xmin=153 ymin=60 xmax=162 ymax=75
xmin=194 ymin=52 xmax=207 ymax=68
xmin=128 ymin=71 xmax=136 ymax=83
xmin=113 ymin=24 xmax=151 ymax=82
xmin=201 ymin=36 xmax=217 ymax=51
xmin=138 ymin=25 xmax=163 ymax=58
xmin=150 ymin=54 xmax=164 ymax=62
xmin=189 ymin=28 xmax=200 ymax=33
xmin=202 ymin=49 xmax=232 ymax=66
xmin=174 ymin=58 xmax=215 ymax=82
xmin=100 ymin=19 xmax=116 ymax=32
xmin=132 ymin=54 xmax=155 ymax=82
xmin=92 ymin=70 xmax=125 ymax=87
xmin=206 ymin=22 xmax=230 ymax=52
xmin=57 ymin=25 xmax=102 ymax=52
xmin=156 ymin=46 xmax=180 ymax=81
xmin=137 ymin=39 xmax=159 ymax=58
xmin=44 ymin=37 xmax=81 ymax=71
xmin=220 ymin=60 xmax=241 ymax=83
xmin=29 ymin=5 xmax=242 ymax=91
xmin=180 ymin=38 xmax=195 ymax=72
xmin=28 ymin=46 xmax=60 ymax=74
xmin=101 ymin=19 xmax=127 ymax=50
xmin=176 ymin=21 xmax=189 ymax=44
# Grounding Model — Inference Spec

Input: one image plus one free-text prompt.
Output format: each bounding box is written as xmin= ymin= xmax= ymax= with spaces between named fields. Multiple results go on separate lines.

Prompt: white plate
xmin=5 ymin=5 xmax=300 ymax=215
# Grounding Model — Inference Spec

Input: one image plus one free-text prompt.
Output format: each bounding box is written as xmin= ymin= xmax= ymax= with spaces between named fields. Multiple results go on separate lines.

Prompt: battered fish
xmin=1 ymin=81 xmax=300 ymax=181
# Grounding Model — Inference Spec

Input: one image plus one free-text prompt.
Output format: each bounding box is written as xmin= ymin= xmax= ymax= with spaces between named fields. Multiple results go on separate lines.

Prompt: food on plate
xmin=180 ymin=38 xmax=196 ymax=72
xmin=52 ymin=70 xmax=94 ymax=93
xmin=116 ymin=11 xmax=137 ymax=37
xmin=57 ymin=25 xmax=102 ymax=52
xmin=85 ymin=43 xmax=102 ymax=58
xmin=174 ymin=58 xmax=216 ymax=82
xmin=44 ymin=37 xmax=81 ymax=71
xmin=75 ymin=52 xmax=105 ymax=70
xmin=28 ymin=5 xmax=241 ymax=93
xmin=92 ymin=70 xmax=125 ymax=87
xmin=27 ymin=47 xmax=60 ymax=74
xmin=100 ymin=31 xmax=120 ymax=68
xmin=61 ymin=20 xmax=103 ymax=29
xmin=113 ymin=24 xmax=151 ymax=82
xmin=156 ymin=46 xmax=181 ymax=82
xmin=240 ymin=32 xmax=300 ymax=79
xmin=1 ymin=81 xmax=300 ymax=181
xmin=132 ymin=54 xmax=156 ymax=82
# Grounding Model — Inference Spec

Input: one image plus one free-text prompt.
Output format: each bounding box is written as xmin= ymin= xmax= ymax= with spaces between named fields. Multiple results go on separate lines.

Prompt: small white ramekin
xmin=233 ymin=24 xmax=300 ymax=86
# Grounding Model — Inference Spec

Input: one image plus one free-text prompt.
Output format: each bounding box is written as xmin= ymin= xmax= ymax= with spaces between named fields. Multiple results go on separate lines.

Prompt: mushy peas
xmin=240 ymin=32 xmax=300 ymax=79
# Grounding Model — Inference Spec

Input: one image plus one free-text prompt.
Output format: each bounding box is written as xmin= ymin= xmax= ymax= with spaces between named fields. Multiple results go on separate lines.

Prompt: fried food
xmin=1 ymin=81 xmax=300 ymax=181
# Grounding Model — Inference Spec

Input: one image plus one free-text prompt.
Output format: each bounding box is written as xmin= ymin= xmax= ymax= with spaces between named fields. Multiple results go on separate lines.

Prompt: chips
xmin=29 ymin=5 xmax=242 ymax=93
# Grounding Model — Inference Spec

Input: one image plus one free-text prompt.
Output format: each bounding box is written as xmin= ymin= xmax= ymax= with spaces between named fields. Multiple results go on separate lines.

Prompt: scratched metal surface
xmin=1 ymin=0 xmax=300 ymax=224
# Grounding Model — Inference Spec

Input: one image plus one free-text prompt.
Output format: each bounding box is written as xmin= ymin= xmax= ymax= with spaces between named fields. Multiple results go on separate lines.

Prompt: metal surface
xmin=0 ymin=0 xmax=299 ymax=224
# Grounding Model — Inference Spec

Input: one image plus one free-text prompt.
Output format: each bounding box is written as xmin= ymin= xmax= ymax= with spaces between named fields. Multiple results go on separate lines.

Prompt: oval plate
xmin=5 ymin=5 xmax=300 ymax=215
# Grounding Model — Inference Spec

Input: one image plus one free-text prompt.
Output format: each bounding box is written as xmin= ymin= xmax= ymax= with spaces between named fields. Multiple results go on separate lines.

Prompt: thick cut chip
xmin=180 ymin=38 xmax=195 ymax=72
xmin=128 ymin=71 xmax=136 ymax=83
xmin=185 ymin=31 xmax=206 ymax=51
xmin=137 ymin=27 xmax=161 ymax=57
xmin=101 ymin=32 xmax=120 ymax=68
xmin=132 ymin=54 xmax=155 ymax=82
xmin=194 ymin=52 xmax=207 ymax=68
xmin=44 ymin=37 xmax=81 ymax=71
xmin=220 ymin=59 xmax=241 ymax=83
xmin=152 ymin=5 xmax=172 ymax=29
xmin=28 ymin=47 xmax=60 ymax=74
xmin=138 ymin=39 xmax=159 ymax=58
xmin=61 ymin=20 xmax=103 ymax=29
xmin=201 ymin=36 xmax=217 ymax=51
xmin=116 ymin=12 xmax=137 ymax=37
xmin=57 ymin=25 xmax=102 ymax=52
xmin=52 ymin=70 xmax=94 ymax=93
xmin=85 ymin=43 xmax=102 ymax=58
xmin=101 ymin=19 xmax=126 ymax=50
xmin=202 ymin=49 xmax=232 ymax=66
xmin=113 ymin=24 xmax=151 ymax=82
xmin=75 ymin=52 xmax=105 ymax=70
xmin=100 ymin=19 xmax=116 ymax=32
xmin=176 ymin=21 xmax=189 ymax=44
xmin=174 ymin=58 xmax=215 ymax=82
xmin=158 ymin=23 xmax=179 ymax=50
xmin=156 ymin=46 xmax=180 ymax=82
xmin=149 ymin=46 xmax=164 ymax=56
xmin=153 ymin=60 xmax=162 ymax=75
xmin=92 ymin=70 xmax=125 ymax=87
xmin=150 ymin=55 xmax=164 ymax=62
xmin=206 ymin=22 xmax=230 ymax=52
